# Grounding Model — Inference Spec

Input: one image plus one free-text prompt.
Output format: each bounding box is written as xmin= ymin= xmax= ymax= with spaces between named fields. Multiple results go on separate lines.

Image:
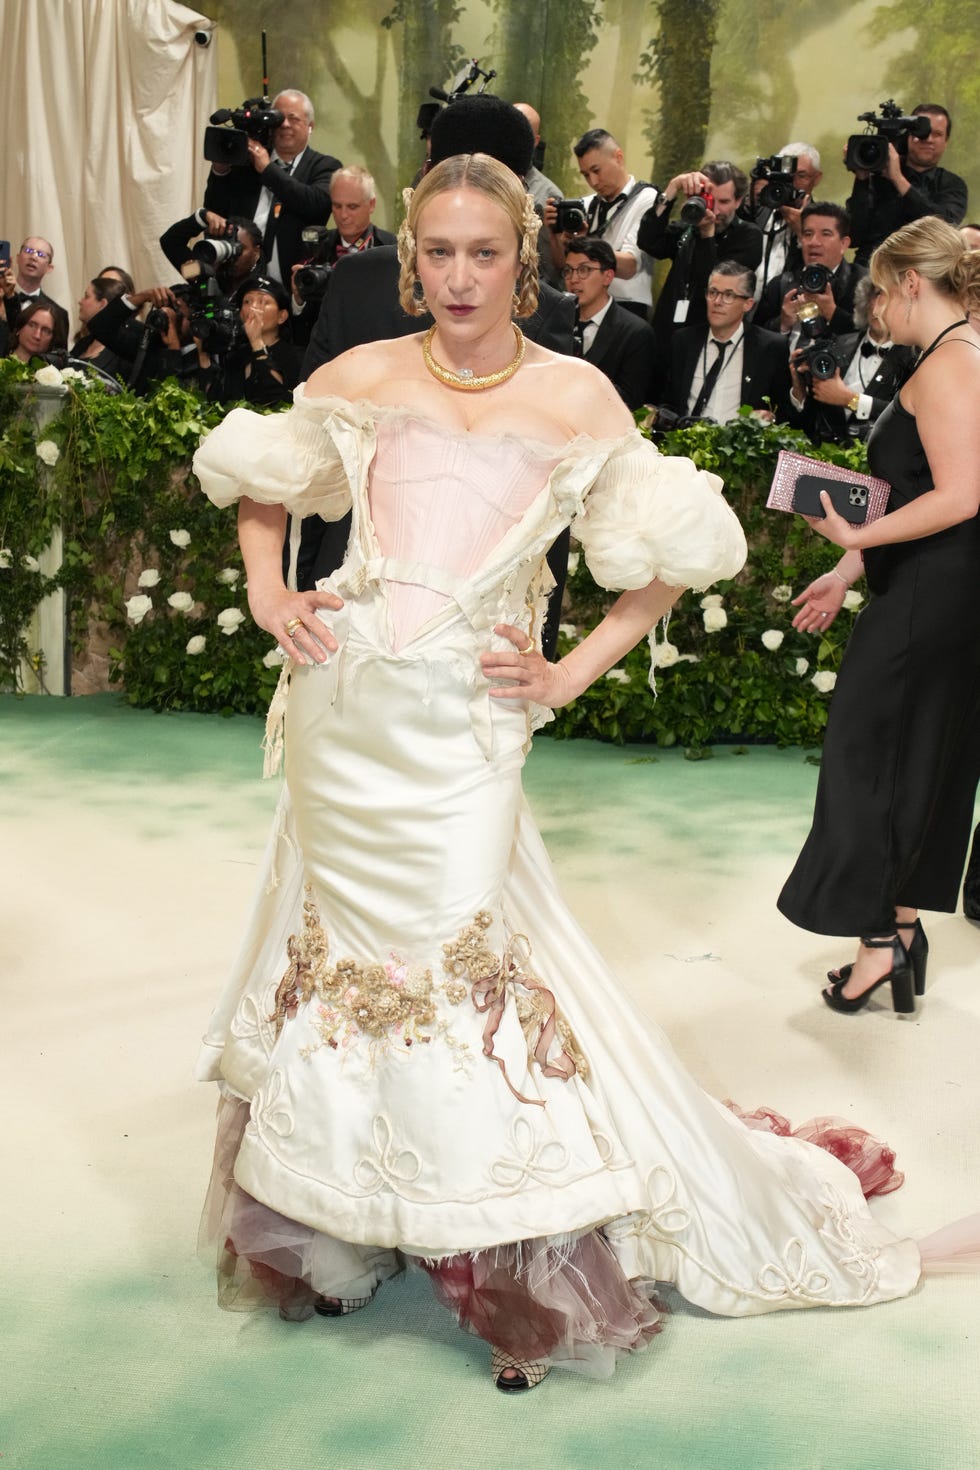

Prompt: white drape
xmin=0 ymin=0 xmax=217 ymax=334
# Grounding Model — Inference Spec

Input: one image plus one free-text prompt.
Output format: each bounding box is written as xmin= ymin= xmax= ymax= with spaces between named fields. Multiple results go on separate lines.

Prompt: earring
xmin=413 ymin=280 xmax=428 ymax=313
xmin=512 ymin=285 xmax=521 ymax=312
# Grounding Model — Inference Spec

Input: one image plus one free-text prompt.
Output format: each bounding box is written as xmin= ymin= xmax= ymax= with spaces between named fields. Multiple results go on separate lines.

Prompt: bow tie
xmin=861 ymin=341 xmax=888 ymax=358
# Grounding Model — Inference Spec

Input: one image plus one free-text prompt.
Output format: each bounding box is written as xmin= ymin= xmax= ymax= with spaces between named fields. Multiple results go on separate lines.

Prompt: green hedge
xmin=1 ymin=360 xmax=865 ymax=744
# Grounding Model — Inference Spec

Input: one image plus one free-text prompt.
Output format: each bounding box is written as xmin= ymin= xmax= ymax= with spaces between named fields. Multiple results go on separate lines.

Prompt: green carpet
xmin=4 ymin=695 xmax=979 ymax=1470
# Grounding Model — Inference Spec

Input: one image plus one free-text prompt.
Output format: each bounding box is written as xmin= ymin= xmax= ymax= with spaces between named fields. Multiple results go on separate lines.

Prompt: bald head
xmin=514 ymin=103 xmax=541 ymax=143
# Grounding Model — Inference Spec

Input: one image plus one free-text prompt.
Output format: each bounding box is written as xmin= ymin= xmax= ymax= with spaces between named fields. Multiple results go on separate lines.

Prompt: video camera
xmin=203 ymin=31 xmax=282 ymax=168
xmin=845 ymin=100 xmax=931 ymax=173
xmin=751 ymin=155 xmax=803 ymax=211
xmin=416 ymin=57 xmax=498 ymax=137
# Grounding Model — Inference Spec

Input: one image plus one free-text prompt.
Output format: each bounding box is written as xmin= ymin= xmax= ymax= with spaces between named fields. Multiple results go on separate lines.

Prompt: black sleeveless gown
xmin=778 ymin=389 xmax=980 ymax=936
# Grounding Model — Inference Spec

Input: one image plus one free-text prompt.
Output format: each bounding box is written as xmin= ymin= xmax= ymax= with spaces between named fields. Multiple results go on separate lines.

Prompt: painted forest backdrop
xmin=206 ymin=0 xmax=979 ymax=230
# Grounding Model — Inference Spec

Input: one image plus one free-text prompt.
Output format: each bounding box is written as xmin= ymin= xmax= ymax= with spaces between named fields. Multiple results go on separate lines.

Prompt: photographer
xmin=85 ymin=284 xmax=202 ymax=394
xmin=200 ymin=279 xmax=301 ymax=408
xmin=756 ymin=203 xmax=866 ymax=338
xmin=846 ymin=104 xmax=967 ymax=266
xmin=787 ymin=275 xmax=916 ymax=446
xmin=160 ymin=215 xmax=266 ymax=303
xmin=637 ymin=162 xmax=762 ymax=392
xmin=289 ymin=167 xmax=396 ymax=347
xmin=203 ymin=89 xmax=341 ymax=286
xmin=744 ymin=145 xmax=823 ymax=296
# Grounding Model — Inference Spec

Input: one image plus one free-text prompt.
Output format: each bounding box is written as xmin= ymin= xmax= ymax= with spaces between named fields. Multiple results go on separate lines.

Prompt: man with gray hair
xmin=203 ymin=88 xmax=341 ymax=285
xmin=290 ymin=165 xmax=396 ymax=345
xmin=747 ymin=143 xmax=823 ymax=297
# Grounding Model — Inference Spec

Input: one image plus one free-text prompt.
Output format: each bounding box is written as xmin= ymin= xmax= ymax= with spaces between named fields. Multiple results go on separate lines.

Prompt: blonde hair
xmin=397 ymin=153 xmax=540 ymax=318
xmin=871 ymin=216 xmax=980 ymax=320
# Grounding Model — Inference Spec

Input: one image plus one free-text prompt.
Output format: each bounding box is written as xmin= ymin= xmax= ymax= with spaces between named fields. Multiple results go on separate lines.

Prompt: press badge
xmin=673 ymin=299 xmax=690 ymax=323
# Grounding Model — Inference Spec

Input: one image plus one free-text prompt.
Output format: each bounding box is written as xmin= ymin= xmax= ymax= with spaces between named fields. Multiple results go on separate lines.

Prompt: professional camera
xmin=799 ymin=263 xmax=831 ymax=294
xmin=648 ymin=405 xmax=701 ymax=441
xmin=294 ymin=262 xmax=333 ymax=304
xmin=204 ymin=98 xmax=283 ymax=167
xmin=751 ymin=155 xmax=803 ymax=211
xmin=845 ymin=99 xmax=931 ymax=173
xmin=680 ymin=189 xmax=714 ymax=226
xmin=554 ymin=199 xmax=588 ymax=233
xmin=794 ymin=301 xmax=843 ymax=382
xmin=192 ymin=237 xmax=243 ymax=268
xmin=191 ymin=296 xmax=246 ymax=356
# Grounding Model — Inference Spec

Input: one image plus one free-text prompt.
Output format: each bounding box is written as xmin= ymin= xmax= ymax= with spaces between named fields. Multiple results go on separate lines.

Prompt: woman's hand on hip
xmin=481 ymin=624 xmax=576 ymax=708
xmin=248 ymin=585 xmax=345 ymax=665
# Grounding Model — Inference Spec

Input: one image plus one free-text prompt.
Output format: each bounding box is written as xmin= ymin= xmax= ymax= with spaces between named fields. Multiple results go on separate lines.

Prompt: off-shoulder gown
xmin=192 ymin=387 xmax=925 ymax=1376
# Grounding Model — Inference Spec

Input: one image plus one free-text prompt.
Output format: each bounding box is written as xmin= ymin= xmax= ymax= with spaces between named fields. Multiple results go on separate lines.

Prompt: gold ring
xmin=519 ymin=639 xmax=535 ymax=655
xmin=285 ymin=617 xmax=303 ymax=636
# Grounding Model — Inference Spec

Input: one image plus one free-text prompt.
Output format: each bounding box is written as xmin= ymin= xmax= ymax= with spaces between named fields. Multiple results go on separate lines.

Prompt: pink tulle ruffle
xmin=725 ymin=1102 xmax=905 ymax=1198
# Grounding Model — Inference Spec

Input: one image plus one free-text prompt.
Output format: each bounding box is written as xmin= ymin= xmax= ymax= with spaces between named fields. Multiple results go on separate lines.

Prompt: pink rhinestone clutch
xmin=767 ymin=450 xmax=892 ymax=524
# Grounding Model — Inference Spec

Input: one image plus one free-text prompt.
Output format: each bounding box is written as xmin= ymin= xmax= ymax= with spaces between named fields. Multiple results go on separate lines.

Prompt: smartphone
xmin=793 ymin=474 xmax=869 ymax=524
xmin=0 ymin=240 xmax=11 ymax=270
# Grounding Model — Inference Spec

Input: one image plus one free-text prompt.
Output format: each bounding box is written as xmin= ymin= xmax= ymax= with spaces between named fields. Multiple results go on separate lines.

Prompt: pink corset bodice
xmin=367 ymin=417 xmax=561 ymax=648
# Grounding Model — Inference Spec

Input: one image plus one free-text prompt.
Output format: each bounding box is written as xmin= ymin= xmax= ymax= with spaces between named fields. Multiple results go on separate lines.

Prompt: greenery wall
xmin=1 ymin=360 xmax=868 ymax=752
xmin=206 ymin=0 xmax=978 ymax=231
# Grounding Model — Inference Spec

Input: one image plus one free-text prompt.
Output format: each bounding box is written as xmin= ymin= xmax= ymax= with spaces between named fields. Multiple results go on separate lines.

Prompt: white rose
xmin=35 ymin=439 xmax=60 ymax=466
xmin=186 ymin=635 xmax=206 ymax=656
xmin=605 ymin=667 xmax=631 ymax=684
xmin=811 ymin=670 xmax=837 ymax=694
xmin=796 ymin=657 xmax=809 ymax=676
xmin=700 ymin=593 xmax=724 ymax=610
xmin=761 ymin=629 xmax=784 ymax=651
xmin=263 ymin=646 xmax=286 ymax=668
xmin=651 ymin=639 xmax=680 ymax=668
xmin=703 ymin=607 xmax=728 ymax=633
xmin=0 ymin=549 xmax=12 ymax=569
xmin=843 ymin=589 xmax=864 ymax=610
xmin=61 ymin=366 xmax=87 ymax=384
xmin=124 ymin=594 xmax=153 ymax=625
xmin=217 ymin=567 xmax=240 ymax=585
xmin=34 ymin=365 xmax=64 ymax=387
xmin=22 ymin=554 xmax=41 ymax=572
xmin=566 ymin=552 xmax=580 ymax=575
xmin=771 ymin=584 xmax=793 ymax=603
xmin=169 ymin=528 xmax=191 ymax=548
xmin=138 ymin=568 xmax=160 ymax=588
xmin=168 ymin=591 xmax=195 ymax=612
xmin=217 ymin=607 xmax=246 ymax=636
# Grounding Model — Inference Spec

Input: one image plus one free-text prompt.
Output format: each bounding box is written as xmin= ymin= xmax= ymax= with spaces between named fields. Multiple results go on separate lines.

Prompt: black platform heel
xmin=828 ymin=919 xmax=928 ymax=998
xmin=823 ymin=935 xmax=916 ymax=1015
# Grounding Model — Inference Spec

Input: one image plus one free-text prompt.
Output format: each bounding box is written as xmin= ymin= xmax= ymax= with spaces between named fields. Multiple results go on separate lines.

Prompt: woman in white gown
xmin=193 ymin=154 xmax=936 ymax=1391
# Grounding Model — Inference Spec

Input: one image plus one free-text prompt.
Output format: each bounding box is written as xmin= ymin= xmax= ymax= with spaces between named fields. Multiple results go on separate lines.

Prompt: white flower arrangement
xmin=771 ymin=584 xmax=793 ymax=603
xmin=124 ymin=594 xmax=153 ymax=624
xmin=605 ymin=667 xmax=631 ymax=684
xmin=35 ymin=439 xmax=60 ymax=466
xmin=263 ymin=646 xmax=287 ymax=668
xmin=186 ymin=635 xmax=206 ymax=656
xmin=0 ymin=549 xmax=12 ymax=570
xmin=700 ymin=593 xmax=724 ymax=610
xmin=566 ymin=552 xmax=580 ymax=575
xmin=137 ymin=568 xmax=160 ymax=588
xmin=761 ymin=629 xmax=784 ymax=651
xmin=169 ymin=528 xmax=191 ymax=548
xmin=34 ymin=364 xmax=64 ymax=388
xmin=650 ymin=639 xmax=680 ymax=668
xmin=811 ymin=670 xmax=837 ymax=694
xmin=217 ymin=567 xmax=240 ymax=585
xmin=703 ymin=606 xmax=727 ymax=633
xmin=22 ymin=554 xmax=41 ymax=572
xmin=557 ymin=622 xmax=578 ymax=640
xmin=796 ymin=657 xmax=809 ymax=676
xmin=843 ymin=589 xmax=864 ymax=610
xmin=60 ymin=367 xmax=88 ymax=384
xmin=167 ymin=591 xmax=195 ymax=612
xmin=216 ymin=607 xmax=246 ymax=636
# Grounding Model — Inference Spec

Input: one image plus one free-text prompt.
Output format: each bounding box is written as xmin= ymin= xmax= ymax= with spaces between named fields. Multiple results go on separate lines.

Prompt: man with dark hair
xmin=296 ymin=96 xmax=578 ymax=654
xmin=664 ymin=262 xmax=789 ymax=423
xmin=561 ymin=236 xmax=656 ymax=409
xmin=846 ymin=102 xmax=968 ymax=266
xmin=637 ymin=162 xmax=763 ymax=393
xmin=544 ymin=128 xmax=658 ymax=317
xmin=202 ymin=89 xmax=341 ymax=285
xmin=159 ymin=214 xmax=267 ymax=303
xmin=756 ymin=202 xmax=866 ymax=338
xmin=786 ymin=275 xmax=916 ymax=446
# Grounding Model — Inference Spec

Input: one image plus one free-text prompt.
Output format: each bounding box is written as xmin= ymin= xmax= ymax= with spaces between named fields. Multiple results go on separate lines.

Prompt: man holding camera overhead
xmin=846 ymin=103 xmax=967 ymax=266
xmin=544 ymin=129 xmax=659 ymax=318
xmin=203 ymin=89 xmax=341 ymax=286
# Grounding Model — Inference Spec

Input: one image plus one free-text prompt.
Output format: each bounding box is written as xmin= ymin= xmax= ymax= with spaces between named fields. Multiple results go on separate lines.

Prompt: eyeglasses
xmin=705 ymin=287 xmax=751 ymax=303
xmin=561 ymin=264 xmax=603 ymax=280
xmin=21 ymin=246 xmax=51 ymax=261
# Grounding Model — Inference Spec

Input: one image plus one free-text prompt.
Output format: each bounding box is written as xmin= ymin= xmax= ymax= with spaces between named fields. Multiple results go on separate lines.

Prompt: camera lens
xmin=800 ymin=264 xmax=830 ymax=294
xmin=679 ymin=195 xmax=708 ymax=226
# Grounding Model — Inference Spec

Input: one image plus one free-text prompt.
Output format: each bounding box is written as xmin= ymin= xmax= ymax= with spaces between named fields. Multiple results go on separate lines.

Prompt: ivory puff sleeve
xmin=574 ymin=433 xmax=747 ymax=591
xmin=193 ymin=390 xmax=357 ymax=521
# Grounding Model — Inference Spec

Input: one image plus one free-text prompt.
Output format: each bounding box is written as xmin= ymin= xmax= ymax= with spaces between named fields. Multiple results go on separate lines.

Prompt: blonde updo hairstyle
xmin=871 ymin=215 xmax=980 ymax=321
xmin=397 ymin=152 xmax=541 ymax=319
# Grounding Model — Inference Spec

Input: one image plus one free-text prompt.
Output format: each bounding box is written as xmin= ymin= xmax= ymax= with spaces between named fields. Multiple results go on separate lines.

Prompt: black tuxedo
xmin=665 ymin=323 xmax=790 ymax=420
xmin=86 ymin=295 xmax=202 ymax=394
xmin=756 ymin=259 xmax=868 ymax=337
xmin=294 ymin=246 xmax=577 ymax=659
xmin=291 ymin=225 xmax=397 ymax=346
xmin=582 ymin=300 xmax=656 ymax=410
xmin=301 ymin=245 xmax=576 ymax=378
xmin=789 ymin=331 xmax=917 ymax=445
xmin=203 ymin=146 xmax=341 ymax=284
xmin=158 ymin=214 xmax=269 ymax=303
xmin=9 ymin=289 xmax=70 ymax=346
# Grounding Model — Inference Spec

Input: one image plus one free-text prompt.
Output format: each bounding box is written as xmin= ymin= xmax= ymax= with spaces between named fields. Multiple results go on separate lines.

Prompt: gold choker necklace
xmin=421 ymin=324 xmax=525 ymax=392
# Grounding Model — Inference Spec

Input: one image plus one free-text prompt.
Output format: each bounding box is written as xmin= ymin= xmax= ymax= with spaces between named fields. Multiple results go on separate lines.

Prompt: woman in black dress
xmin=779 ymin=217 xmax=980 ymax=1013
